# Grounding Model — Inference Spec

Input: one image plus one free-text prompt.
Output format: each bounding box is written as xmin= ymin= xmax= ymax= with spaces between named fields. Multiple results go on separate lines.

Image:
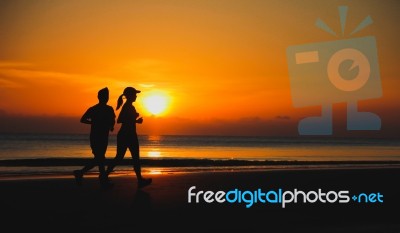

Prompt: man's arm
xmin=110 ymin=108 xmax=116 ymax=132
xmin=80 ymin=108 xmax=92 ymax=124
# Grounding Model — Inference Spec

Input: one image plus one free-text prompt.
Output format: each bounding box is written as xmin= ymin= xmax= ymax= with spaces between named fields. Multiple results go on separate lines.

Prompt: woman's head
xmin=123 ymin=87 xmax=140 ymax=98
xmin=117 ymin=87 xmax=141 ymax=110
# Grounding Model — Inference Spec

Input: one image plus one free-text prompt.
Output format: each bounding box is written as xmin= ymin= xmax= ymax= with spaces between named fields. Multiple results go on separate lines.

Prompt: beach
xmin=1 ymin=1 xmax=400 ymax=232
xmin=1 ymin=167 xmax=399 ymax=232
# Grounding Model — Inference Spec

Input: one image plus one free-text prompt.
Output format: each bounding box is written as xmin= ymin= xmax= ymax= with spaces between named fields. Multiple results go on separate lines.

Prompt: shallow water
xmin=0 ymin=134 xmax=399 ymax=175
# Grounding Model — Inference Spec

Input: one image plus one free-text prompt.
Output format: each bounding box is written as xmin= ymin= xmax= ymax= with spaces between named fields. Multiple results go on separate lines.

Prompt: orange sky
xmin=0 ymin=0 xmax=399 ymax=136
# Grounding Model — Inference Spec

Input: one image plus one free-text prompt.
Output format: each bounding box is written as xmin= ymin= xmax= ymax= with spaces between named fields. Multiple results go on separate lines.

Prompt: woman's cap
xmin=123 ymin=87 xmax=141 ymax=95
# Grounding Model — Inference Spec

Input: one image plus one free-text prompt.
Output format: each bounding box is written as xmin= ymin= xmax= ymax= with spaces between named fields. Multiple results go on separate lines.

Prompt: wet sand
xmin=0 ymin=167 xmax=399 ymax=232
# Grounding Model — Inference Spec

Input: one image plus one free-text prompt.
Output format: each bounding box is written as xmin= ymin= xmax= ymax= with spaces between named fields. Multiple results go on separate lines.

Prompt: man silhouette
xmin=74 ymin=87 xmax=116 ymax=188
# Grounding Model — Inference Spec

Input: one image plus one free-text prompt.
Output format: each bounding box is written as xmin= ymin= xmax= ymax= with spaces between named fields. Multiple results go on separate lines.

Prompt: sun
xmin=142 ymin=93 xmax=169 ymax=115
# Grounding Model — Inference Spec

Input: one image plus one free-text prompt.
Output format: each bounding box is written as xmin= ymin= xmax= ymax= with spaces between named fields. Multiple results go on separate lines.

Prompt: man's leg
xmin=94 ymin=152 xmax=107 ymax=182
xmin=73 ymin=151 xmax=96 ymax=185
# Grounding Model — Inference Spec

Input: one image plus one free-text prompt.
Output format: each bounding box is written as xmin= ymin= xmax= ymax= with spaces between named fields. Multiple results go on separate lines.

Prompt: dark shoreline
xmin=0 ymin=167 xmax=399 ymax=232
xmin=1 ymin=158 xmax=400 ymax=167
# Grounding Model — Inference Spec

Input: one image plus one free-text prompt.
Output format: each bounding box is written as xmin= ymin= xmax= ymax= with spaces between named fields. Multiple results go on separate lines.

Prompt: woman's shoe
xmin=138 ymin=178 xmax=152 ymax=189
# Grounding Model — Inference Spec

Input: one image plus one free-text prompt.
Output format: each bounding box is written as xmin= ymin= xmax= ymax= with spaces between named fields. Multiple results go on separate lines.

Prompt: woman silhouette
xmin=106 ymin=87 xmax=152 ymax=188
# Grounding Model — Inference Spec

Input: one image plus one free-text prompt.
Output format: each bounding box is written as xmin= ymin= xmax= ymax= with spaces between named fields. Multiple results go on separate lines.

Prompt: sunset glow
xmin=142 ymin=93 xmax=169 ymax=116
xmin=0 ymin=1 xmax=399 ymax=137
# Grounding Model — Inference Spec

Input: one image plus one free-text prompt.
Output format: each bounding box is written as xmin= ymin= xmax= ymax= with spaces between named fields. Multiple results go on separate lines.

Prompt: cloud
xmin=0 ymin=62 xmax=126 ymax=93
xmin=0 ymin=66 xmax=104 ymax=84
xmin=0 ymin=113 xmax=398 ymax=138
xmin=0 ymin=112 xmax=298 ymax=136
xmin=275 ymin=115 xmax=291 ymax=120
xmin=138 ymin=116 xmax=298 ymax=137
xmin=0 ymin=77 xmax=24 ymax=88
xmin=0 ymin=109 xmax=6 ymax=116
xmin=0 ymin=114 xmax=86 ymax=134
xmin=139 ymin=83 xmax=155 ymax=88
xmin=0 ymin=61 xmax=33 ymax=68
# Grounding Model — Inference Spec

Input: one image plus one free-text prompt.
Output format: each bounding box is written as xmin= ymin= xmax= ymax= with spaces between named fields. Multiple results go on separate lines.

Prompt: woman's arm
xmin=136 ymin=117 xmax=143 ymax=124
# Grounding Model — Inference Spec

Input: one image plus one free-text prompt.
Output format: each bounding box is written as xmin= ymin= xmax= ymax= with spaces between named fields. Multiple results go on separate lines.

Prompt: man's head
xmin=98 ymin=87 xmax=109 ymax=103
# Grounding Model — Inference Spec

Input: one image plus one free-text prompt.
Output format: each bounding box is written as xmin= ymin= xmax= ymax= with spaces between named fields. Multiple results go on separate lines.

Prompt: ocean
xmin=0 ymin=134 xmax=399 ymax=176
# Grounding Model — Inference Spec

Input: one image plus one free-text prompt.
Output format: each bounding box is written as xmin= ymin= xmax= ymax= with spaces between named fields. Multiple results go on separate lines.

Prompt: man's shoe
xmin=73 ymin=170 xmax=83 ymax=186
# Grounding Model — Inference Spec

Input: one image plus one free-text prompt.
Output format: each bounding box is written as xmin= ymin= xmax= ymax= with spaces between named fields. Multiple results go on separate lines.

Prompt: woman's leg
xmin=128 ymin=137 xmax=142 ymax=179
xmin=128 ymin=136 xmax=152 ymax=188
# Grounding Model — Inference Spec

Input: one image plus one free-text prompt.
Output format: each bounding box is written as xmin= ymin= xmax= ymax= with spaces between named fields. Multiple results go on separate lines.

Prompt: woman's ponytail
xmin=116 ymin=94 xmax=124 ymax=110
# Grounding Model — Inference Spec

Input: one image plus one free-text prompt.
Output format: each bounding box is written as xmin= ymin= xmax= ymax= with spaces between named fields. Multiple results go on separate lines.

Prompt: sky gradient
xmin=0 ymin=0 xmax=399 ymax=137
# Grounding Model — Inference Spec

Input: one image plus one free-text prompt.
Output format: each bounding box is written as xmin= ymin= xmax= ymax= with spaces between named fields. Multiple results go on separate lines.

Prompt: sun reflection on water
xmin=147 ymin=150 xmax=161 ymax=157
